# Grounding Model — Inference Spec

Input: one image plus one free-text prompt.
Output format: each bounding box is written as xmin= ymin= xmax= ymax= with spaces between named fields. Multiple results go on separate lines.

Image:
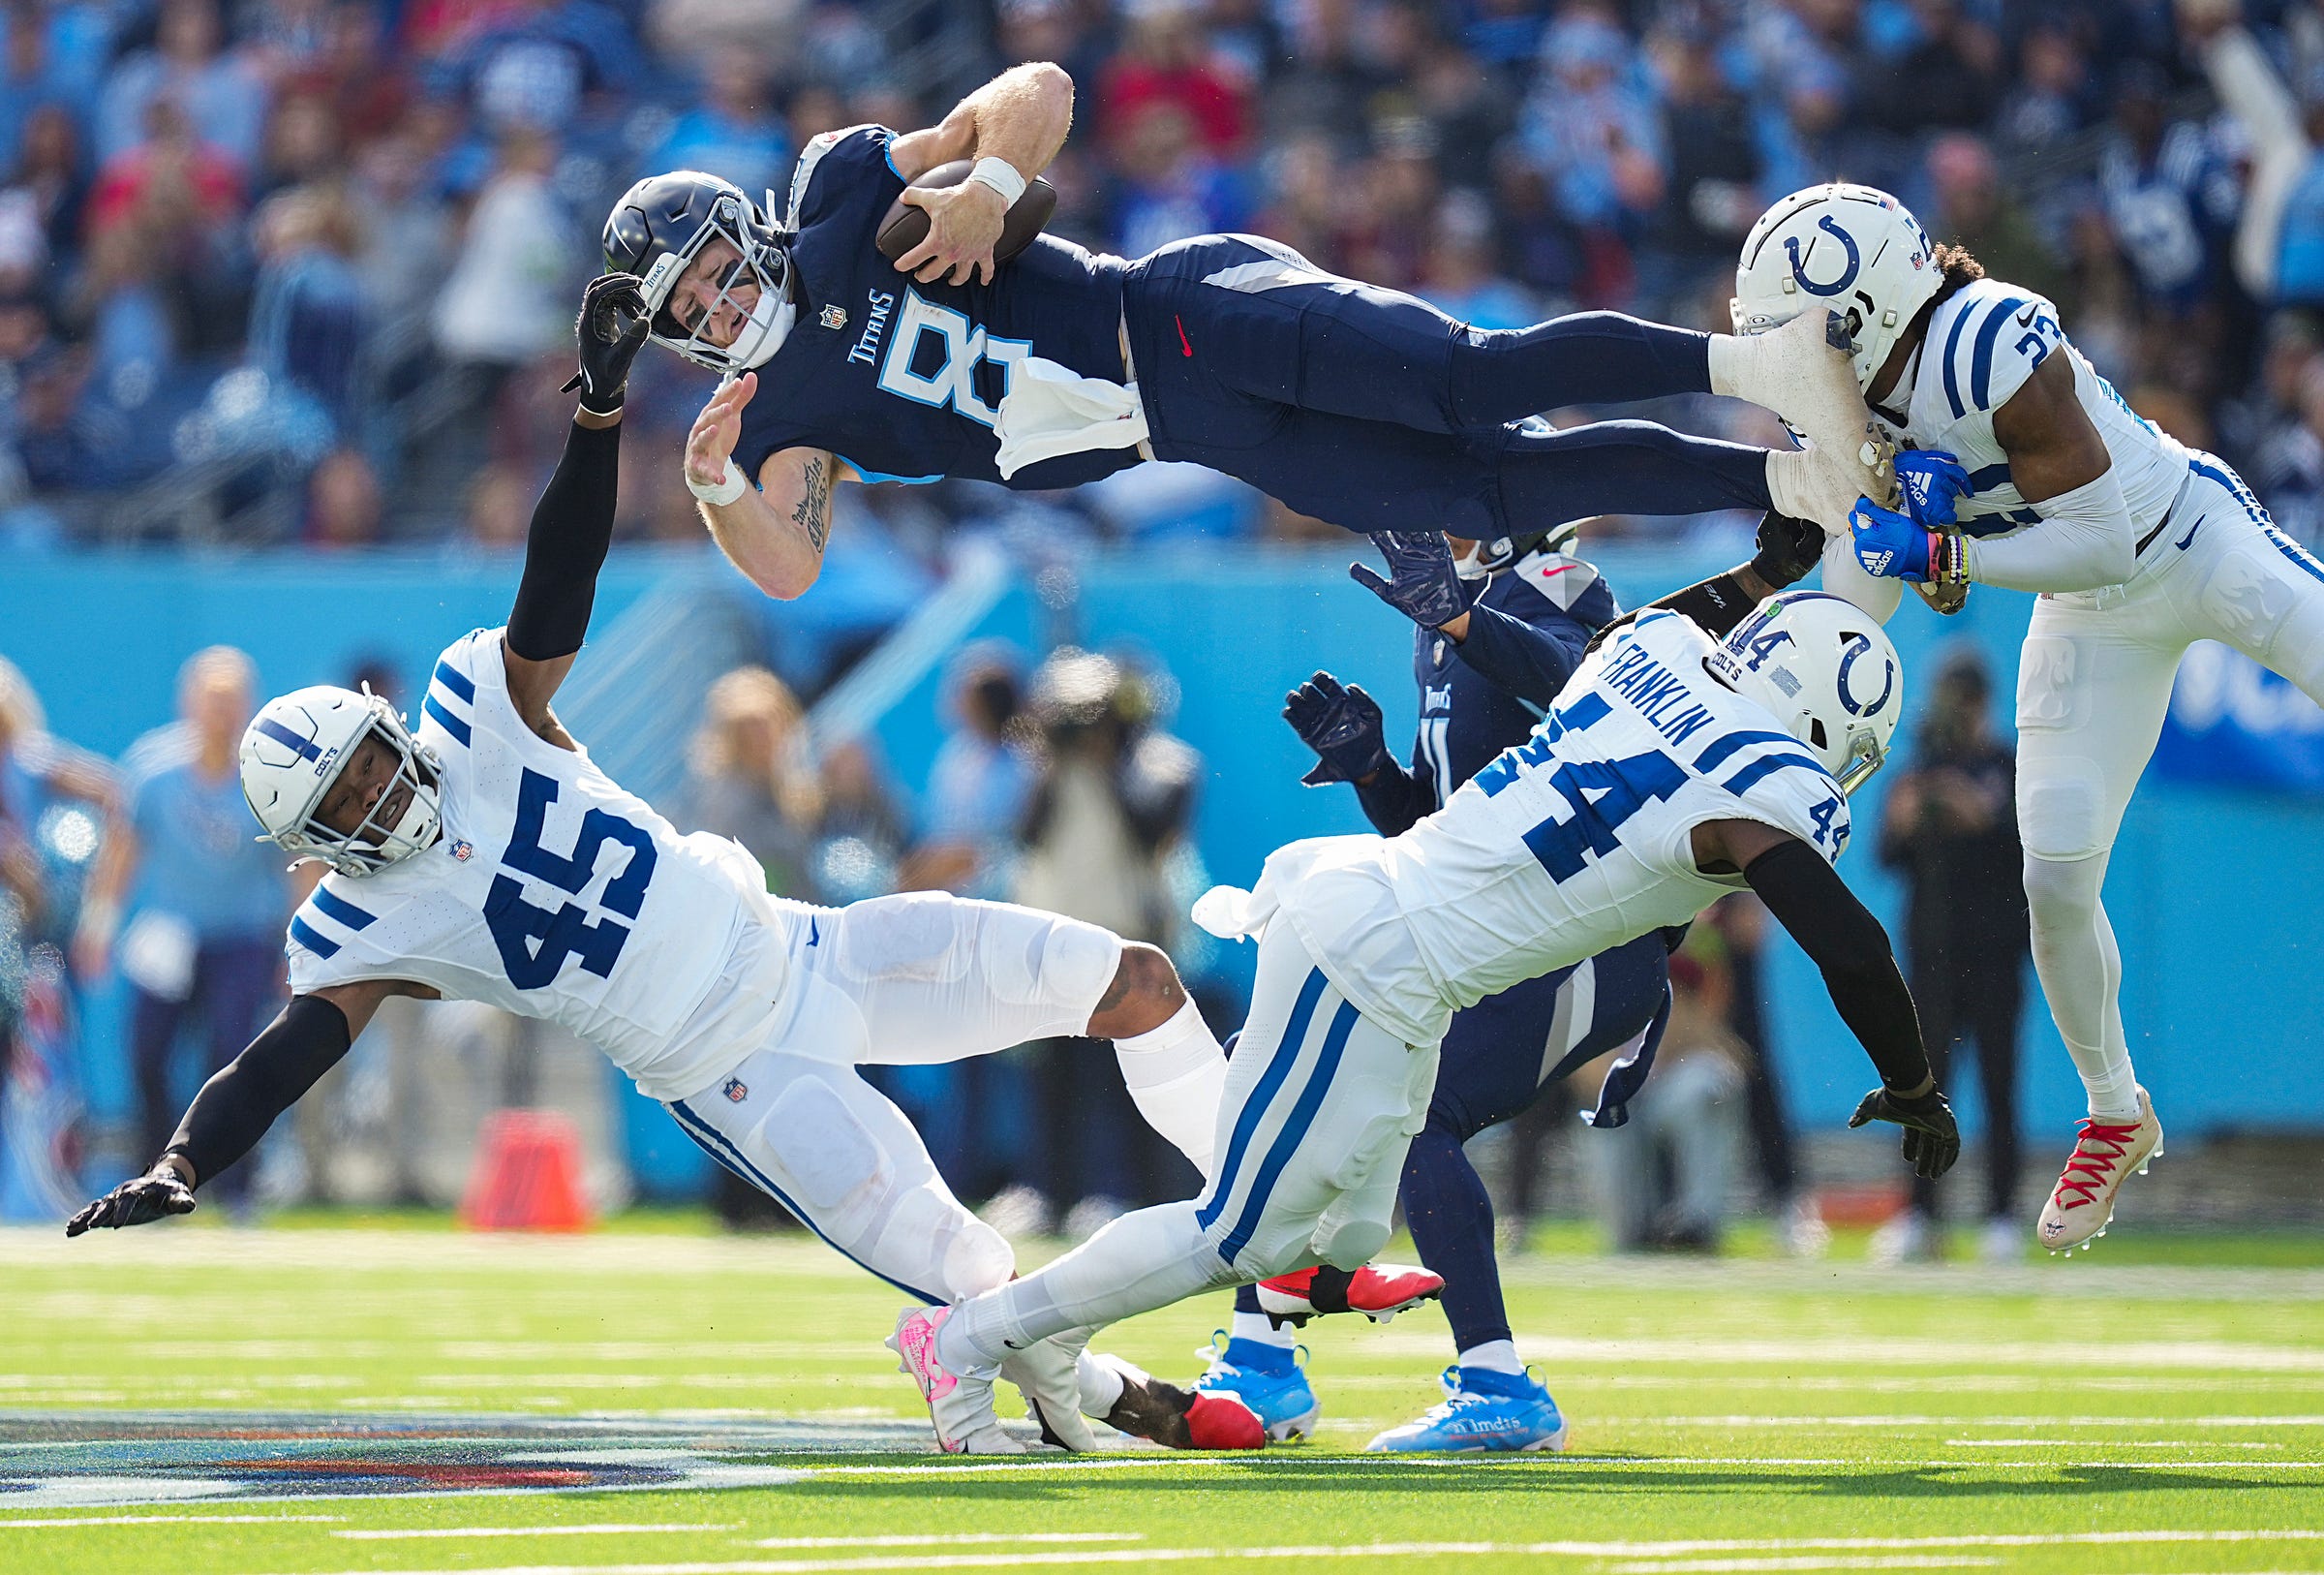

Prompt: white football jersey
xmin=1873 ymin=276 xmax=2188 ymax=558
xmin=286 ymin=629 xmax=791 ymax=1101
xmin=1234 ymin=611 xmax=1851 ymax=1046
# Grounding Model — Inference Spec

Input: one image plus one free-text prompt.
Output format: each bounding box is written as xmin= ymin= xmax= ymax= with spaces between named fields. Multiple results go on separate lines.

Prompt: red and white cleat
xmin=2037 ymin=1086 xmax=2163 ymax=1254
xmin=1256 ymin=1263 xmax=1445 ymax=1327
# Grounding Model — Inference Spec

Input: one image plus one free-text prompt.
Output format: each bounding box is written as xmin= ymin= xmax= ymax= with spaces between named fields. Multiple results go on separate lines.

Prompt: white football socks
xmin=1458 ymin=1339 xmax=1524 ymax=1375
xmin=2024 ymin=851 xmax=2142 ymax=1121
xmin=1231 ymin=1310 xmax=1294 ymax=1350
xmin=1113 ymin=999 xmax=1228 ymax=1178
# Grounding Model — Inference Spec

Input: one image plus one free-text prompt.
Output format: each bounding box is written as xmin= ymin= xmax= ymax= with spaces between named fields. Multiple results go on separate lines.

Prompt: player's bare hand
xmin=66 ymin=1164 xmax=197 ymax=1237
xmin=895 ymin=181 xmax=1004 ymax=287
xmin=686 ymin=372 xmax=755 ymax=493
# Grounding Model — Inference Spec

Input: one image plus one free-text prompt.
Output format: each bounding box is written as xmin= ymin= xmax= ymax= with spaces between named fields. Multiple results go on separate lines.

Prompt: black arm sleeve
xmin=506 ymin=418 xmax=622 ymax=662
xmin=166 ymin=995 xmax=355 ymax=1188
xmin=1651 ymin=570 xmax=1762 ymax=639
xmin=1742 ymin=838 xmax=1931 ymax=1091
xmin=1452 ymin=603 xmax=1592 ymax=709
xmin=1353 ymin=751 xmax=1435 ymax=837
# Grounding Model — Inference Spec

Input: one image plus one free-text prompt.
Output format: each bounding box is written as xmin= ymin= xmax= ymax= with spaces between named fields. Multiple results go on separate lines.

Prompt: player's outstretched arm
xmin=505 ymin=273 xmax=647 ymax=744
xmin=687 ymin=372 xmax=841 ymax=602
xmin=1587 ymin=512 xmax=1823 ymax=655
xmin=1970 ymin=353 xmax=2133 ymax=592
xmin=888 ymin=63 xmax=1073 ymax=285
xmin=1700 ymin=818 xmax=1960 ymax=1180
xmin=65 ymin=979 xmax=420 ymax=1235
xmin=1347 ymin=531 xmax=1589 ymax=709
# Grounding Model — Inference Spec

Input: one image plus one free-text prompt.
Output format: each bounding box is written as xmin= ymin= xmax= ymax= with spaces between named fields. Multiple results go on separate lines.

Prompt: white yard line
xmin=751 ymin=1535 xmax=1147 ymax=1549
xmin=0 ymin=1514 xmax=345 ymax=1529
xmin=333 ymin=1525 xmax=741 ymax=1540
xmin=1943 ymin=1439 xmax=2284 ymax=1448
xmin=277 ymin=1532 xmax=2324 ymax=1575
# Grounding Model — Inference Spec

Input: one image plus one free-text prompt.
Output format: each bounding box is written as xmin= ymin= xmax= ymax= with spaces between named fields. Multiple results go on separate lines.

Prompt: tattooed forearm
xmin=792 ymin=455 xmax=831 ymax=555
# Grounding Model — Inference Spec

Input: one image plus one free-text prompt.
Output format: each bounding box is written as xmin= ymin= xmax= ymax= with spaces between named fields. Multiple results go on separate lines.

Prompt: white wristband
xmin=688 ymin=457 xmax=749 ymax=507
xmin=966 ymin=156 xmax=1027 ymax=207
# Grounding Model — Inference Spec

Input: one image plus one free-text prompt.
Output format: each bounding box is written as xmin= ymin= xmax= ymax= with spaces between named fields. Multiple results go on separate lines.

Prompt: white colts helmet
xmin=1704 ymin=592 xmax=1903 ymax=795
xmin=1731 ymin=184 xmax=1941 ymax=391
xmin=240 ymin=686 xmax=443 ymax=876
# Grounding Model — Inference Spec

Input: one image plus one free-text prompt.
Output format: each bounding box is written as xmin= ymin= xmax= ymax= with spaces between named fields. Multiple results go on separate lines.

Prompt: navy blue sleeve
xmin=1452 ymin=602 xmax=1592 ymax=710
xmin=1354 ymin=748 xmax=1435 ymax=837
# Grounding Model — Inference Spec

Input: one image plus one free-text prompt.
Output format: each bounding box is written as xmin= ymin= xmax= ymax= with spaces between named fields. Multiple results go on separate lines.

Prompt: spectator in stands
xmin=1923 ymin=132 xmax=2069 ymax=315
xmin=1098 ymin=0 xmax=1253 ymax=158
xmin=86 ymin=647 xmax=289 ymax=1212
xmin=680 ymin=664 xmax=821 ymax=901
xmin=303 ymin=446 xmax=382 ymax=547
xmin=1853 ymin=0 xmax=2003 ymax=140
xmin=1011 ymin=648 xmax=1200 ymax=1231
xmin=433 ymin=130 xmax=571 ymax=412
xmin=1996 ymin=21 xmax=2096 ymax=156
xmin=1422 ymin=189 xmax=1535 ymax=328
xmin=1874 ymin=649 xmax=2030 ymax=1266
xmin=650 ymin=53 xmax=789 ymax=197
xmin=248 ymin=186 xmax=366 ymax=446
xmin=1587 ymin=947 xmax=1746 ymax=1253
xmin=96 ymin=0 xmax=268 ymax=171
xmin=900 ymin=642 xmax=1031 ymax=899
xmin=1519 ymin=7 xmax=1664 ymax=232
xmin=1708 ymin=892 xmax=1828 ymax=1257
xmin=2098 ymin=61 xmax=2240 ymax=316
xmin=1102 ymin=100 xmax=1249 ymax=259
xmin=0 ymin=655 xmax=126 ymax=983
xmin=3 ymin=104 xmax=85 ymax=276
xmin=1639 ymin=21 xmax=1759 ymax=312
xmin=443 ymin=0 xmax=634 ymax=139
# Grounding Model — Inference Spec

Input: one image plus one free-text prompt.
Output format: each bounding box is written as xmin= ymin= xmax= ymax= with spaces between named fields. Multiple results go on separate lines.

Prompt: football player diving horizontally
xmin=1193 ymin=515 xmax=1819 ymax=1452
xmin=598 ymin=61 xmax=1895 ymax=602
xmin=61 ymin=274 xmax=1269 ymax=1453
xmin=892 ymin=582 xmax=1962 ymax=1453
xmin=1745 ymin=182 xmax=2324 ymax=1251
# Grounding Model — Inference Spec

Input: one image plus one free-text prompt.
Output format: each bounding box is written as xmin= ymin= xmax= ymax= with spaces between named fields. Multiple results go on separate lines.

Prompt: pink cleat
xmin=1257 ymin=1263 xmax=1445 ymax=1327
xmin=887 ymin=1305 xmax=1019 ymax=1455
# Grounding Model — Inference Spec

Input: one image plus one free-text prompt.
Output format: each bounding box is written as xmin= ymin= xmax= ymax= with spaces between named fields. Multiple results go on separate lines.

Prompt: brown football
xmin=875 ymin=159 xmax=1058 ymax=267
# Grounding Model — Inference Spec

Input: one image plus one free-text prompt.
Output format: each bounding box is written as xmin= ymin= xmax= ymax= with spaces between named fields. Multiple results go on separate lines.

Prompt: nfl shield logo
xmin=450 ymin=840 xmax=474 ymax=862
xmin=723 ymin=1078 xmax=749 ymax=1102
xmin=819 ymin=303 xmax=847 ymax=331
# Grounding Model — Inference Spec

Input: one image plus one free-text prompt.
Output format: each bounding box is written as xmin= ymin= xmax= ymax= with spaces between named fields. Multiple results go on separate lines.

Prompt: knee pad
xmin=2022 ymin=851 xmax=2106 ymax=930
xmin=1311 ymin=1217 xmax=1391 ymax=1272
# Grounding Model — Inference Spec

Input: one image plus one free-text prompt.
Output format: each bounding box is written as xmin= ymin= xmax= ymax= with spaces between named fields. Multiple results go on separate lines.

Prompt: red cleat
xmin=1089 ymin=1352 xmax=1266 ymax=1450
xmin=1257 ymin=1263 xmax=1444 ymax=1327
xmin=1184 ymin=1391 xmax=1268 ymax=1450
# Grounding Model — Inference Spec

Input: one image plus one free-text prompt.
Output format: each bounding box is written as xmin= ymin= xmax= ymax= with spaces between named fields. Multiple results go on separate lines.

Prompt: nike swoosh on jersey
xmin=2016 ymin=305 xmax=2038 ymax=327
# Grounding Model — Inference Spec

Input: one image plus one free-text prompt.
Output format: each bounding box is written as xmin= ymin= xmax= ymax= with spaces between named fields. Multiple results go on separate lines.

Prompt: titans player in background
xmin=1192 ymin=511 xmax=1828 ymax=1452
xmin=598 ymin=61 xmax=1892 ymax=601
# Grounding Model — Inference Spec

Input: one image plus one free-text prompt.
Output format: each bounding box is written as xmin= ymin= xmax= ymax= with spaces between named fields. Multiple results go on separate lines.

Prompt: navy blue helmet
xmin=603 ymin=170 xmax=795 ymax=375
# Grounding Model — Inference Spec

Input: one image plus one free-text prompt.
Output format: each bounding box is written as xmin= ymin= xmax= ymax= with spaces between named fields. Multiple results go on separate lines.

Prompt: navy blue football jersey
xmin=1355 ymin=551 xmax=1618 ymax=837
xmin=734 ymin=125 xmax=1143 ymax=489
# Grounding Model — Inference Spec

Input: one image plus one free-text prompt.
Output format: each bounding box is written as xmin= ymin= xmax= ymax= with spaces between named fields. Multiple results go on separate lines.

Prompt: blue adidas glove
xmin=1350 ymin=530 xmax=1467 ymax=630
xmin=1850 ymin=495 xmax=1934 ymax=581
xmin=1895 ymin=448 xmax=1971 ymax=528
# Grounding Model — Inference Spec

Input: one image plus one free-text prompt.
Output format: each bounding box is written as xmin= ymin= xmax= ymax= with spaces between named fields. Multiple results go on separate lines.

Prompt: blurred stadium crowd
xmin=11 ymin=0 xmax=2324 ymax=548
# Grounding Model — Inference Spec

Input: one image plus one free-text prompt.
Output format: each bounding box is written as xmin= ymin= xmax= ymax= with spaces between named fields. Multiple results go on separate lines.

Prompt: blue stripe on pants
xmin=668 ymin=1099 xmax=944 ymax=1307
xmin=1195 ymin=967 xmax=1328 ymax=1236
xmin=1218 ymin=997 xmax=1362 ymax=1267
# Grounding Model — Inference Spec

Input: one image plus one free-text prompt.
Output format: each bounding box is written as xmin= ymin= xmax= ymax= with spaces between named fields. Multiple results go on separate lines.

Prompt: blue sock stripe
xmin=1219 ymin=997 xmax=1361 ymax=1266
xmin=667 ymin=1100 xmax=944 ymax=1307
xmin=1195 ymin=968 xmax=1329 ymax=1234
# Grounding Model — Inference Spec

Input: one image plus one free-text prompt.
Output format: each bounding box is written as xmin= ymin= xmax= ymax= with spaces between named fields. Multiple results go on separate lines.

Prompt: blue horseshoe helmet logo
xmin=1785 ymin=215 xmax=1861 ymax=297
xmin=1835 ymin=633 xmax=1894 ymax=717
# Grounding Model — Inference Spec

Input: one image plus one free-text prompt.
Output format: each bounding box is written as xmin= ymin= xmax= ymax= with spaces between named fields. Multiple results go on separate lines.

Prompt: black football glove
xmin=1349 ymin=531 xmax=1467 ymax=630
xmin=561 ymin=272 xmax=650 ymax=415
xmin=1749 ymin=510 xmax=1826 ymax=588
xmin=65 ymin=1161 xmax=198 ymax=1237
xmin=1282 ymin=670 xmax=1392 ymax=786
xmin=1849 ymin=1085 xmax=1961 ymax=1181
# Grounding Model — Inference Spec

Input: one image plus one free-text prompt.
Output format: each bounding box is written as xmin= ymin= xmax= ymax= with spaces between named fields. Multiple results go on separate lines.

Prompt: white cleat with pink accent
xmin=2037 ymin=1086 xmax=2163 ymax=1254
xmin=888 ymin=1305 xmax=1019 ymax=1455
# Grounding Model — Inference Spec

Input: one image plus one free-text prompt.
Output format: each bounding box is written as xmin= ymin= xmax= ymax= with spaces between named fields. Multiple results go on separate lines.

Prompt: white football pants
xmin=2013 ymin=458 xmax=2324 ymax=1115
xmin=940 ymin=922 xmax=1438 ymax=1371
xmin=667 ymin=891 xmax=1123 ymax=1304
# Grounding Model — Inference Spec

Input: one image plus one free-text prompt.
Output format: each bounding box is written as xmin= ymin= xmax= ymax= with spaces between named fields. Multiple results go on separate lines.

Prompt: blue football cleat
xmin=1192 ymin=1332 xmax=1319 ymax=1441
xmin=1364 ymin=1365 xmax=1571 ymax=1453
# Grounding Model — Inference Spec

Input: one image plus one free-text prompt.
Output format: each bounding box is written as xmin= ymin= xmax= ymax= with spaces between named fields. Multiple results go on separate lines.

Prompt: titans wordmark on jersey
xmin=1248 ymin=611 xmax=1849 ymax=1047
xmin=285 ymin=629 xmax=787 ymax=1101
xmin=1875 ymin=276 xmax=2190 ymax=551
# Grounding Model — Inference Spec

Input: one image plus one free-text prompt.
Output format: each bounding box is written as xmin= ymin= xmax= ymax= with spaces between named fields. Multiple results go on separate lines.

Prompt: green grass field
xmin=5 ymin=1220 xmax=2323 ymax=1575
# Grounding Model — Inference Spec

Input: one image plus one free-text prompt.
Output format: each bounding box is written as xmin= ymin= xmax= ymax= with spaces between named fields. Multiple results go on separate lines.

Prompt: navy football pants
xmin=1235 ymin=930 xmax=1671 ymax=1355
xmin=1125 ymin=235 xmax=1772 ymax=538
